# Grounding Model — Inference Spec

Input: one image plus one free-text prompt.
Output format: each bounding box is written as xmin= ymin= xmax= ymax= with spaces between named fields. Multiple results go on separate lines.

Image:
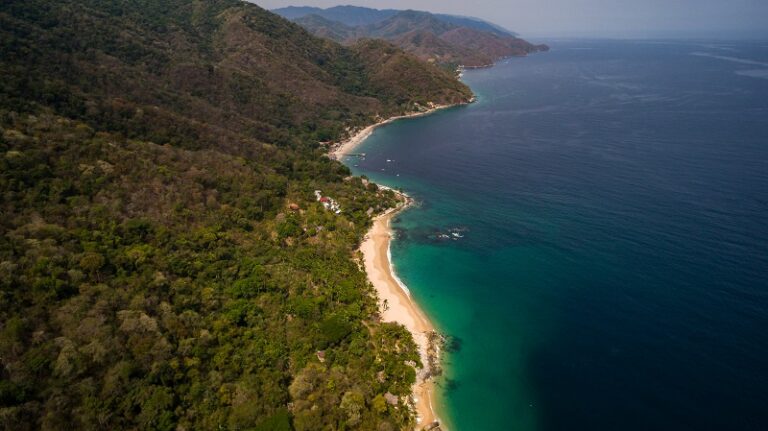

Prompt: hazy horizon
xmin=252 ymin=0 xmax=768 ymax=40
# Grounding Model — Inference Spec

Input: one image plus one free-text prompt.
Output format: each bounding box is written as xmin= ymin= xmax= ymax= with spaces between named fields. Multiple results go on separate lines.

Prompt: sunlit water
xmin=347 ymin=39 xmax=768 ymax=431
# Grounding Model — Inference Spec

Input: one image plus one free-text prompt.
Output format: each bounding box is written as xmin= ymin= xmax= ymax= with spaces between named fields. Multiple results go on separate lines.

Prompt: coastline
xmin=360 ymin=194 xmax=444 ymax=430
xmin=338 ymin=50 xmax=542 ymax=430
xmin=339 ymin=103 xmax=467 ymax=429
xmin=331 ymin=103 xmax=465 ymax=160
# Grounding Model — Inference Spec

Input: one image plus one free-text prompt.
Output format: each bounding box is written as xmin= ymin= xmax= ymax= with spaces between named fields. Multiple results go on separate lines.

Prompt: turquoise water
xmin=346 ymin=40 xmax=768 ymax=430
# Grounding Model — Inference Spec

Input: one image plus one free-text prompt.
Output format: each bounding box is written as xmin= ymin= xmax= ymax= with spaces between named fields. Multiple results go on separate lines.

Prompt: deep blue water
xmin=346 ymin=39 xmax=768 ymax=431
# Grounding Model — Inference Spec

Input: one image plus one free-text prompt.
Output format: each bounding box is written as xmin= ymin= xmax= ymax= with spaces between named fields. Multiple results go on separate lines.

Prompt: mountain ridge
xmin=275 ymin=6 xmax=548 ymax=67
xmin=272 ymin=5 xmax=519 ymax=36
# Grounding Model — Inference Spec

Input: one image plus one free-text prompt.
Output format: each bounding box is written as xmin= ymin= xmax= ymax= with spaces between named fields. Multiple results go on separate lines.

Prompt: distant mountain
xmin=294 ymin=13 xmax=356 ymax=42
xmin=365 ymin=10 xmax=456 ymax=39
xmin=432 ymin=13 xmax=519 ymax=37
xmin=275 ymin=5 xmax=399 ymax=26
xmin=273 ymin=5 xmax=517 ymax=36
xmin=276 ymin=6 xmax=548 ymax=67
xmin=268 ymin=5 xmax=324 ymax=20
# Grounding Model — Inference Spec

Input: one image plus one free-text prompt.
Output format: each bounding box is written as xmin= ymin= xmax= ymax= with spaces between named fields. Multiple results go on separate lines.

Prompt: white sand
xmin=361 ymin=202 xmax=440 ymax=428
xmin=342 ymin=103 xmax=468 ymax=429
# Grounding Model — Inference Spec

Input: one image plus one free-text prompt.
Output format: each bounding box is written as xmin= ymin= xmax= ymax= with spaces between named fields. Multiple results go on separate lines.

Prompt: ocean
xmin=345 ymin=39 xmax=768 ymax=431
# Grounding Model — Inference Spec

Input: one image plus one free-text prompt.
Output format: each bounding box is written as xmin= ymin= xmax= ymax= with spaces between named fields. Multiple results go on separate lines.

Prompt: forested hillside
xmin=278 ymin=6 xmax=549 ymax=67
xmin=273 ymin=5 xmax=518 ymax=36
xmin=0 ymin=0 xmax=471 ymax=429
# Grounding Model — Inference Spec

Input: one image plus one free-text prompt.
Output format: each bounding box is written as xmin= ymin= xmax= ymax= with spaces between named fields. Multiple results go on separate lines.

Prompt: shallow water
xmin=347 ymin=39 xmax=768 ymax=431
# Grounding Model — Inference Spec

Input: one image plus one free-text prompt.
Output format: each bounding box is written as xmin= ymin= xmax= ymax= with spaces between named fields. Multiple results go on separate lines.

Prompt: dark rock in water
xmin=421 ymin=226 xmax=470 ymax=243
xmin=391 ymin=226 xmax=409 ymax=242
xmin=443 ymin=335 xmax=462 ymax=353
xmin=441 ymin=377 xmax=460 ymax=392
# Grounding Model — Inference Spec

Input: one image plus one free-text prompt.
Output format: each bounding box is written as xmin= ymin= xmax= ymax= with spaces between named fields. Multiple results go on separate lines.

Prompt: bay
xmin=346 ymin=39 xmax=768 ymax=431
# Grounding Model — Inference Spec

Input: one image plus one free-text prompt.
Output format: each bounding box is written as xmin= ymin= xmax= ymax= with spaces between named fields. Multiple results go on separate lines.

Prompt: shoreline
xmin=331 ymin=103 xmax=466 ymax=160
xmin=360 ymin=193 xmax=444 ymax=430
xmin=339 ymin=103 xmax=466 ymax=429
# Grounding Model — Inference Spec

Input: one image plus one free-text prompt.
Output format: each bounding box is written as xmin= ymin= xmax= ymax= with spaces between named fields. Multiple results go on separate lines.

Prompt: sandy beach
xmin=331 ymin=104 xmax=456 ymax=160
xmin=339 ymin=103 xmax=464 ymax=429
xmin=361 ymin=200 xmax=442 ymax=430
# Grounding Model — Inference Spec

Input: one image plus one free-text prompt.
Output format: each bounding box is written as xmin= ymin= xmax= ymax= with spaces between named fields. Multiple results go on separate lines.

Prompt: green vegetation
xmin=286 ymin=8 xmax=549 ymax=67
xmin=0 ymin=0 xmax=470 ymax=429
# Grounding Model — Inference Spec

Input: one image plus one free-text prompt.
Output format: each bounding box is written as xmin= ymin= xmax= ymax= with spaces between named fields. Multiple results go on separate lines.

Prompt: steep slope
xmin=0 ymin=0 xmax=470 ymax=154
xmin=293 ymin=14 xmax=357 ymax=43
xmin=352 ymin=39 xmax=473 ymax=105
xmin=363 ymin=11 xmax=549 ymax=66
xmin=273 ymin=5 xmax=517 ymax=36
xmin=439 ymin=26 xmax=549 ymax=61
xmin=433 ymin=13 xmax=518 ymax=36
xmin=364 ymin=10 xmax=549 ymax=66
xmin=279 ymin=7 xmax=549 ymax=67
xmin=393 ymin=30 xmax=493 ymax=66
xmin=269 ymin=5 xmax=325 ymax=20
xmin=310 ymin=5 xmax=399 ymax=26
xmin=292 ymin=13 xmax=372 ymax=44
xmin=365 ymin=10 xmax=456 ymax=39
xmin=0 ymin=1 xmax=471 ymax=430
xmin=274 ymin=5 xmax=399 ymax=26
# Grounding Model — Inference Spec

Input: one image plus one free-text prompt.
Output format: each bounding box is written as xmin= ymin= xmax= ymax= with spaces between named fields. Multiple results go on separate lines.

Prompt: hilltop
xmin=0 ymin=0 xmax=470 ymax=430
xmin=273 ymin=5 xmax=518 ymax=36
xmin=274 ymin=5 xmax=548 ymax=67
